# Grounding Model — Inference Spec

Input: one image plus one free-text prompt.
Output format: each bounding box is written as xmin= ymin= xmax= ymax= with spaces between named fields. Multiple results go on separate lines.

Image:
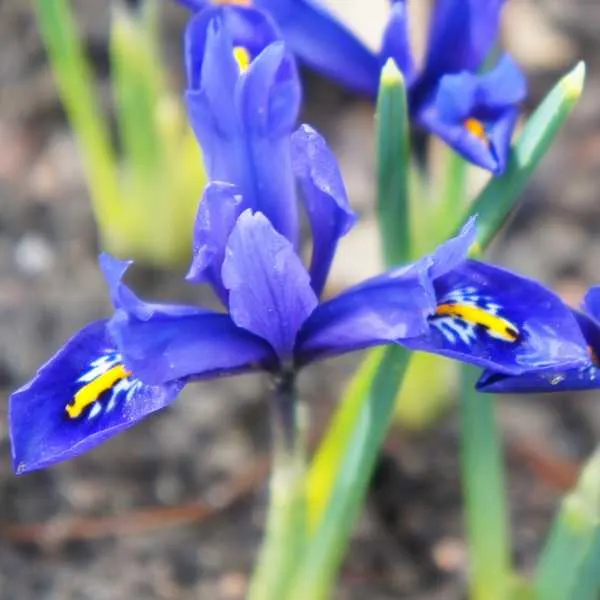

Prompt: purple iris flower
xmin=8 ymin=16 xmax=585 ymax=475
xmin=478 ymin=287 xmax=600 ymax=394
xmin=173 ymin=0 xmax=526 ymax=174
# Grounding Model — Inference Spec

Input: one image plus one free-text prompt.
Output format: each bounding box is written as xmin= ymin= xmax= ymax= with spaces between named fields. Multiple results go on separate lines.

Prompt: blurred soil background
xmin=0 ymin=0 xmax=599 ymax=598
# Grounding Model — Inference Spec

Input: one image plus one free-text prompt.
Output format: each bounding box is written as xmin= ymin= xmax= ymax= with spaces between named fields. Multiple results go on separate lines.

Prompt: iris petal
xmin=185 ymin=11 xmax=299 ymax=245
xmin=583 ymin=286 xmax=600 ymax=323
xmin=404 ymin=260 xmax=589 ymax=375
xmin=477 ymin=363 xmax=600 ymax=393
xmin=416 ymin=0 xmax=506 ymax=101
xmin=9 ymin=320 xmax=184 ymax=474
xmin=381 ymin=1 xmax=415 ymax=83
xmin=101 ymin=253 xmax=276 ymax=384
xmin=256 ymin=0 xmax=380 ymax=95
xmin=417 ymin=56 xmax=525 ymax=174
xmin=291 ymin=124 xmax=356 ymax=297
xmin=478 ymin=308 xmax=600 ymax=393
xmin=238 ymin=41 xmax=300 ymax=244
xmin=222 ymin=210 xmax=318 ymax=360
xmin=186 ymin=182 xmax=245 ymax=301
xmin=295 ymin=219 xmax=476 ymax=365
xmin=295 ymin=262 xmax=433 ymax=365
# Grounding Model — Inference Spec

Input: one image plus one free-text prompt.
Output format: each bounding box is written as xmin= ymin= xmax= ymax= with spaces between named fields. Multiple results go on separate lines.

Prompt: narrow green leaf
xmin=34 ymin=0 xmax=119 ymax=225
xmin=376 ymin=58 xmax=410 ymax=265
xmin=305 ymin=347 xmax=385 ymax=529
xmin=110 ymin=0 xmax=164 ymax=180
xmin=534 ymin=446 xmax=600 ymax=600
xmin=290 ymin=345 xmax=410 ymax=600
xmin=462 ymin=62 xmax=585 ymax=255
xmin=460 ymin=365 xmax=511 ymax=600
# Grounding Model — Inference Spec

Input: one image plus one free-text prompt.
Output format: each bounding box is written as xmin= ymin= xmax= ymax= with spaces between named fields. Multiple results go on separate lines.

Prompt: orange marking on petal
xmin=464 ymin=117 xmax=488 ymax=143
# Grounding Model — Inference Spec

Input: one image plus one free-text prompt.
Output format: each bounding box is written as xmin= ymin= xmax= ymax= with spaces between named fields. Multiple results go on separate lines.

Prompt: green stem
xmin=460 ymin=365 xmax=511 ymax=600
xmin=288 ymin=345 xmax=410 ymax=600
xmin=247 ymin=371 xmax=307 ymax=600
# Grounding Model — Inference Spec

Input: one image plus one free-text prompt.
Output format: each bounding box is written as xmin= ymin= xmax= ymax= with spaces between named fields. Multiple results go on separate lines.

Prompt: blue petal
xmin=222 ymin=210 xmax=318 ymax=360
xmin=237 ymin=41 xmax=301 ymax=244
xmin=256 ymin=0 xmax=380 ymax=95
xmin=404 ymin=260 xmax=590 ymax=375
xmin=185 ymin=10 xmax=239 ymax=136
xmin=583 ymin=286 xmax=600 ymax=323
xmin=185 ymin=12 xmax=300 ymax=245
xmin=186 ymin=182 xmax=245 ymax=301
xmin=476 ymin=365 xmax=600 ymax=393
xmin=428 ymin=216 xmax=477 ymax=279
xmin=381 ymin=1 xmax=415 ymax=83
xmin=419 ymin=102 xmax=518 ymax=174
xmin=477 ymin=309 xmax=600 ymax=393
xmin=291 ymin=124 xmax=356 ymax=297
xmin=9 ymin=320 xmax=184 ymax=474
xmin=414 ymin=0 xmax=506 ymax=104
xmin=418 ymin=57 xmax=526 ymax=173
xmin=295 ymin=261 xmax=433 ymax=365
xmin=101 ymin=254 xmax=275 ymax=384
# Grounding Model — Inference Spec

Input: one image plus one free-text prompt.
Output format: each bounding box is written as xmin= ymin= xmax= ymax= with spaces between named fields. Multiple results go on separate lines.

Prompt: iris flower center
xmin=464 ymin=117 xmax=489 ymax=144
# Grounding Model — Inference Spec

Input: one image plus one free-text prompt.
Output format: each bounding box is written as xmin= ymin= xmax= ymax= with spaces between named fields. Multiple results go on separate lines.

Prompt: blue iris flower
xmin=478 ymin=286 xmax=600 ymax=394
xmin=8 ymin=14 xmax=584 ymax=474
xmin=173 ymin=0 xmax=526 ymax=174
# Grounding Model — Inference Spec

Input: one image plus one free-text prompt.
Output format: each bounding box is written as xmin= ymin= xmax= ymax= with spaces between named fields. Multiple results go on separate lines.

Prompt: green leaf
xmin=534 ymin=446 xmax=600 ymax=600
xmin=376 ymin=59 xmax=411 ymax=265
xmin=462 ymin=62 xmax=586 ymax=256
xmin=290 ymin=345 xmax=410 ymax=600
xmin=34 ymin=0 xmax=119 ymax=226
xmin=110 ymin=0 xmax=164 ymax=181
xmin=460 ymin=365 xmax=511 ymax=600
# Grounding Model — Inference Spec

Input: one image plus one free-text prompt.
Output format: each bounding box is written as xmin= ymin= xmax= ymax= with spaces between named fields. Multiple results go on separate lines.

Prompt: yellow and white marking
xmin=65 ymin=354 xmax=136 ymax=421
xmin=430 ymin=287 xmax=520 ymax=345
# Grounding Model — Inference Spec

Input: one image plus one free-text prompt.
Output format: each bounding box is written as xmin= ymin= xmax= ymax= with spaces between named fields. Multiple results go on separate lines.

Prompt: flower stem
xmin=460 ymin=365 xmax=511 ymax=600
xmin=247 ymin=371 xmax=307 ymax=600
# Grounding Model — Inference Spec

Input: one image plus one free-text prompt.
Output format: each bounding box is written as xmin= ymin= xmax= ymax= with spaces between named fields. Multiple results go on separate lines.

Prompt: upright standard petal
xmin=381 ymin=1 xmax=415 ymax=83
xmin=417 ymin=56 xmax=526 ymax=173
xmin=185 ymin=10 xmax=300 ymax=246
xmin=295 ymin=262 xmax=433 ymax=365
xmin=101 ymin=254 xmax=275 ymax=385
xmin=404 ymin=260 xmax=590 ymax=375
xmin=222 ymin=210 xmax=318 ymax=361
xmin=186 ymin=182 xmax=245 ymax=300
xmin=238 ymin=41 xmax=301 ymax=244
xmin=9 ymin=320 xmax=184 ymax=474
xmin=256 ymin=0 xmax=380 ymax=95
xmin=414 ymin=0 xmax=506 ymax=103
xmin=291 ymin=124 xmax=356 ymax=297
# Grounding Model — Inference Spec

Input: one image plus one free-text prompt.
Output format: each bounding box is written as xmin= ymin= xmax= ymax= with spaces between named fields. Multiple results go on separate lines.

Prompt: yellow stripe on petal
xmin=233 ymin=46 xmax=251 ymax=73
xmin=435 ymin=303 xmax=520 ymax=343
xmin=66 ymin=364 xmax=132 ymax=419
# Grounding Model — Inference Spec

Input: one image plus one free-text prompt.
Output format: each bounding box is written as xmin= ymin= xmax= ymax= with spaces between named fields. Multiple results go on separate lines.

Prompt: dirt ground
xmin=1 ymin=1 xmax=600 ymax=599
